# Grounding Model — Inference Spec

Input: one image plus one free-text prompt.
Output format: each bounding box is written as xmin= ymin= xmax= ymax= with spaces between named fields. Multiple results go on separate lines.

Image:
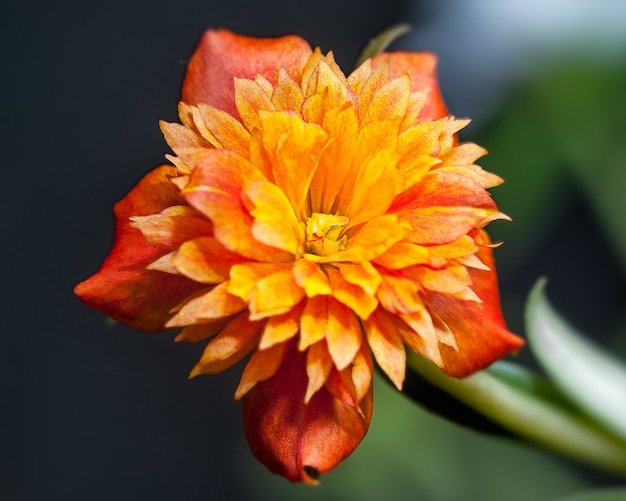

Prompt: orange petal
xmin=249 ymin=270 xmax=305 ymax=321
xmin=371 ymin=51 xmax=448 ymax=121
xmin=364 ymin=309 xmax=406 ymax=390
xmin=190 ymin=311 xmax=263 ymax=376
xmin=257 ymin=110 xmax=329 ymax=220
xmin=305 ymin=340 xmax=334 ymax=403
xmin=246 ymin=179 xmax=304 ymax=256
xmin=326 ymin=268 xmax=378 ymax=321
xmin=299 ymin=296 xmax=329 ymax=350
xmin=74 ymin=166 xmax=204 ymax=332
xmin=243 ymin=342 xmax=372 ymax=484
xmin=325 ymin=298 xmax=363 ymax=370
xmin=182 ymin=149 xmax=291 ymax=262
xmin=182 ymin=29 xmax=312 ymax=117
xmin=292 ymin=259 xmax=332 ymax=297
xmin=234 ymin=77 xmax=275 ymax=133
xmin=172 ymin=236 xmax=245 ymax=284
xmin=130 ymin=205 xmax=213 ymax=250
xmin=259 ymin=303 xmax=304 ymax=349
xmin=235 ymin=342 xmax=288 ymax=399
xmin=196 ymin=103 xmax=251 ymax=156
xmin=423 ymin=232 xmax=524 ymax=377
xmin=167 ymin=281 xmax=247 ymax=327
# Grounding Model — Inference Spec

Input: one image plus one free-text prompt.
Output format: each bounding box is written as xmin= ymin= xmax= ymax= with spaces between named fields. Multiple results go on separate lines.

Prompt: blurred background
xmin=4 ymin=0 xmax=626 ymax=499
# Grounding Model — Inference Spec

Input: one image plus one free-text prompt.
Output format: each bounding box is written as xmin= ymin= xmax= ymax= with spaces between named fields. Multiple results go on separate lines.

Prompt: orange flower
xmin=75 ymin=29 xmax=524 ymax=483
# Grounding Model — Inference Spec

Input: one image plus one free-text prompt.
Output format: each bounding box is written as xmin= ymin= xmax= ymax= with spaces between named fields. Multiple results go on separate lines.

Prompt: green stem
xmin=406 ymin=352 xmax=626 ymax=477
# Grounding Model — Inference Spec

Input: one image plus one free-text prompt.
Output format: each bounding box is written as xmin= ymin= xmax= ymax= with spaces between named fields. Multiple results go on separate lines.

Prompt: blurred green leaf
xmin=526 ymin=278 xmax=626 ymax=442
xmin=556 ymin=487 xmax=626 ymax=501
xmin=477 ymin=60 xmax=626 ymax=275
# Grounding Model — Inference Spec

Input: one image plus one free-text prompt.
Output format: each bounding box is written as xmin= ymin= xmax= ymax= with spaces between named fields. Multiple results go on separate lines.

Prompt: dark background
xmin=5 ymin=1 xmax=626 ymax=500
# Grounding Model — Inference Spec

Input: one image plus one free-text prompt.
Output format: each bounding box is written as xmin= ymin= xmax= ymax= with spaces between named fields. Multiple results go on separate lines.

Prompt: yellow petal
xmin=172 ymin=237 xmax=244 ymax=283
xmin=197 ymin=103 xmax=251 ymax=157
xmin=299 ymin=295 xmax=329 ymax=350
xmin=326 ymin=267 xmax=378 ymax=320
xmin=326 ymin=298 xmax=363 ymax=370
xmin=374 ymin=242 xmax=430 ymax=269
xmin=234 ymin=341 xmax=287 ymax=399
xmin=292 ymin=259 xmax=332 ymax=296
xmin=259 ymin=304 xmax=303 ymax=349
xmin=189 ymin=312 xmax=263 ymax=376
xmin=166 ymin=281 xmax=247 ymax=327
xmin=364 ymin=309 xmax=406 ymax=390
xmin=246 ymin=179 xmax=304 ymax=256
xmin=272 ymin=67 xmax=304 ymax=112
xmin=234 ymin=77 xmax=275 ymax=133
xmin=249 ymin=270 xmax=305 ymax=320
xmin=305 ymin=340 xmax=333 ymax=403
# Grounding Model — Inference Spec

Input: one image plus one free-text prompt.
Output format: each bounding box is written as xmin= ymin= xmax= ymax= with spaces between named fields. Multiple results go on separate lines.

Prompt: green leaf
xmin=354 ymin=24 xmax=412 ymax=68
xmin=526 ymin=278 xmax=626 ymax=442
xmin=555 ymin=487 xmax=626 ymax=501
xmin=404 ymin=352 xmax=626 ymax=476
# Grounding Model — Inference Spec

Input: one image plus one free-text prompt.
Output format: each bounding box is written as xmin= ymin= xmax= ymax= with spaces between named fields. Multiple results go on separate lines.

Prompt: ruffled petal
xmin=182 ymin=29 xmax=313 ymax=117
xmin=371 ymin=51 xmax=448 ymax=121
xmin=243 ymin=342 xmax=372 ymax=484
xmin=74 ymin=166 xmax=204 ymax=331
xmin=423 ymin=231 xmax=524 ymax=376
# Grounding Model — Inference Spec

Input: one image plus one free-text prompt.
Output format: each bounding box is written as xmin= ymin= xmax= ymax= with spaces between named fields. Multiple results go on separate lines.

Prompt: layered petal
xmin=74 ymin=166 xmax=204 ymax=331
xmin=183 ymin=29 xmax=313 ymax=116
xmin=243 ymin=342 xmax=372 ymax=484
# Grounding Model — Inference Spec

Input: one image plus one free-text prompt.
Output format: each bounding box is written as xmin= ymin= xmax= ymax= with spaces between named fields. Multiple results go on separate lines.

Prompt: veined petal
xmin=228 ymin=262 xmax=293 ymax=302
xmin=129 ymin=205 xmax=213 ymax=250
xmin=305 ymin=340 xmax=334 ymax=403
xmin=364 ymin=308 xmax=406 ymax=390
xmin=293 ymin=259 xmax=332 ymax=296
xmin=326 ymin=268 xmax=378 ymax=320
xmin=167 ymin=281 xmax=247 ymax=327
xmin=259 ymin=303 xmax=304 ymax=349
xmin=246 ymin=179 xmax=305 ymax=256
xmin=172 ymin=236 xmax=245 ymax=284
xmin=374 ymin=242 xmax=430 ymax=269
xmin=234 ymin=77 xmax=275 ymax=133
xmin=423 ymin=233 xmax=524 ymax=376
xmin=235 ymin=341 xmax=288 ymax=399
xmin=372 ymin=51 xmax=448 ymax=121
xmin=74 ymin=166 xmax=204 ymax=332
xmin=197 ymin=103 xmax=251 ymax=156
xmin=190 ymin=312 xmax=264 ymax=376
xmin=243 ymin=342 xmax=372 ymax=484
xmin=183 ymin=29 xmax=312 ymax=116
xmin=362 ymin=74 xmax=411 ymax=125
xmin=182 ymin=150 xmax=292 ymax=262
xmin=377 ymin=272 xmax=422 ymax=315
xmin=249 ymin=271 xmax=305 ymax=320
xmin=258 ymin=110 xmax=329 ymax=220
xmin=325 ymin=298 xmax=363 ymax=369
xmin=300 ymin=295 xmax=329 ymax=350
xmin=309 ymin=105 xmax=359 ymax=214
xmin=344 ymin=149 xmax=402 ymax=228
xmin=272 ymin=67 xmax=304 ymax=112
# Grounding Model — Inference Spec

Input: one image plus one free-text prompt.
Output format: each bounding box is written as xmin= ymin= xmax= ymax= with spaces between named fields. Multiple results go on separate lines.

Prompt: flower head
xmin=75 ymin=29 xmax=523 ymax=483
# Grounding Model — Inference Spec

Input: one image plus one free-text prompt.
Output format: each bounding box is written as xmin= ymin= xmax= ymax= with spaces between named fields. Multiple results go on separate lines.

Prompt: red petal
xmin=371 ymin=51 xmax=448 ymax=121
xmin=242 ymin=341 xmax=373 ymax=484
xmin=182 ymin=29 xmax=313 ymax=117
xmin=423 ymin=231 xmax=524 ymax=377
xmin=74 ymin=166 xmax=204 ymax=331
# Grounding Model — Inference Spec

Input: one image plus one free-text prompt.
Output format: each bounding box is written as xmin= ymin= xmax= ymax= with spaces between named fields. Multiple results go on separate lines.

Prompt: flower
xmin=75 ymin=29 xmax=524 ymax=483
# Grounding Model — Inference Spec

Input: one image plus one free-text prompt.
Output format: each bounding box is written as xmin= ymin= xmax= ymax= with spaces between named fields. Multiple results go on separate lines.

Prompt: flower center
xmin=305 ymin=213 xmax=349 ymax=257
